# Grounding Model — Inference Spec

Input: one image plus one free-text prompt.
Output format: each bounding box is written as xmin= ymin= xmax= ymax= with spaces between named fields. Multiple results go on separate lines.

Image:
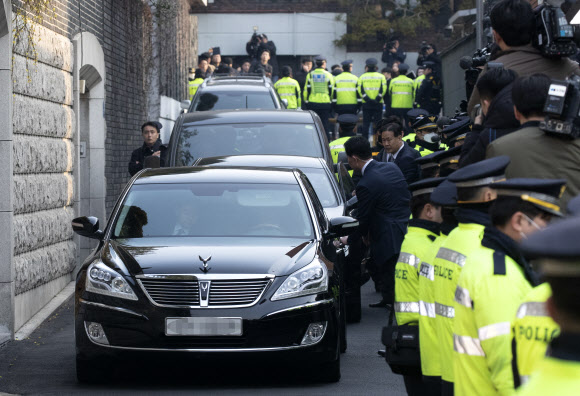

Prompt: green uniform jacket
xmin=333 ymin=72 xmax=360 ymax=106
xmin=419 ymin=231 xmax=448 ymax=378
xmin=303 ymin=68 xmax=334 ymax=104
xmin=275 ymin=77 xmax=302 ymax=109
xmin=188 ymin=78 xmax=204 ymax=100
xmin=388 ymin=75 xmax=415 ymax=109
xmin=512 ymin=283 xmax=559 ymax=386
xmin=433 ymin=208 xmax=489 ymax=384
xmin=453 ymin=227 xmax=534 ymax=396
xmin=357 ymin=72 xmax=387 ymax=105
xmin=394 ymin=220 xmax=440 ymax=326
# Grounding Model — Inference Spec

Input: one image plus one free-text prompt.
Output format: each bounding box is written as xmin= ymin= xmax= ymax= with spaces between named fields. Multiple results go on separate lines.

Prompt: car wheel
xmin=76 ymin=355 xmax=108 ymax=383
xmin=319 ymin=352 xmax=341 ymax=383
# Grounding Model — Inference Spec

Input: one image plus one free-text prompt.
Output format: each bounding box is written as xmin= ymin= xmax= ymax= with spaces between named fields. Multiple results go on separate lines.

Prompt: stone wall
xmin=11 ymin=22 xmax=76 ymax=328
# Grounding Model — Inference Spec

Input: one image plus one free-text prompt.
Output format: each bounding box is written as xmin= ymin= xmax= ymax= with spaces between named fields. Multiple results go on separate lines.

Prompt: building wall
xmin=441 ymin=34 xmax=476 ymax=115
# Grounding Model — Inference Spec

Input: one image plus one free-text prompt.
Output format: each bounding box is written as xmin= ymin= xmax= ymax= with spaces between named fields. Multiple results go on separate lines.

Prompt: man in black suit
xmin=341 ymin=136 xmax=411 ymax=307
xmin=377 ymin=121 xmax=421 ymax=184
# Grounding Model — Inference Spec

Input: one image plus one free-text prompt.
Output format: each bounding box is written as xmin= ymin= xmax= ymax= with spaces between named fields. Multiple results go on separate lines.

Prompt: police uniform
xmin=415 ymin=151 xmax=440 ymax=179
xmin=414 ymin=74 xmax=426 ymax=106
xmin=329 ymin=113 xmax=358 ymax=166
xmin=442 ymin=119 xmax=471 ymax=148
xmin=432 ymin=146 xmax=462 ymax=178
xmin=566 ymin=194 xmax=580 ymax=215
xmin=453 ymin=179 xmax=566 ymax=396
xmin=274 ymin=76 xmax=302 ymax=109
xmin=516 ymin=216 xmax=580 ymax=396
xmin=420 ymin=180 xmax=458 ymax=390
xmin=303 ymin=55 xmax=335 ymax=137
xmin=404 ymin=108 xmax=430 ymax=144
xmin=332 ymin=60 xmax=360 ymax=115
xmin=389 ymin=63 xmax=415 ymax=124
xmin=188 ymin=67 xmax=205 ymax=101
xmin=512 ymin=283 xmax=560 ymax=387
xmin=395 ymin=177 xmax=446 ymax=395
xmin=432 ymin=156 xmax=511 ymax=395
xmin=417 ymin=62 xmax=442 ymax=115
xmin=357 ymin=58 xmax=387 ymax=138
xmin=410 ymin=115 xmax=444 ymax=157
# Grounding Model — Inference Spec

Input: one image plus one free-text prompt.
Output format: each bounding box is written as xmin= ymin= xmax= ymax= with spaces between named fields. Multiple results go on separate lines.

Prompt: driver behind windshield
xmin=173 ymin=203 xmax=199 ymax=236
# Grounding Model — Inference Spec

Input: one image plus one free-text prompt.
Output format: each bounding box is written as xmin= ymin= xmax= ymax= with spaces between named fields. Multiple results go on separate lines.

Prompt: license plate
xmin=165 ymin=317 xmax=243 ymax=336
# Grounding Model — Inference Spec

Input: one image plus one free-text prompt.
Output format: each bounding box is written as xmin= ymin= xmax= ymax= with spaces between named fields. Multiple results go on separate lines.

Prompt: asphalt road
xmin=0 ymin=282 xmax=406 ymax=395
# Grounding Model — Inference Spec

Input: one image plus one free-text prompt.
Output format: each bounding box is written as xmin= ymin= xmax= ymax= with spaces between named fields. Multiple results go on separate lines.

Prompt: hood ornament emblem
xmin=199 ymin=255 xmax=212 ymax=273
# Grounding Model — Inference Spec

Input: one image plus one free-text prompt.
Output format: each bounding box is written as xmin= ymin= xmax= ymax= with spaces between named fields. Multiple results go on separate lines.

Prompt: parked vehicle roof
xmin=196 ymin=155 xmax=326 ymax=169
xmin=180 ymin=109 xmax=314 ymax=125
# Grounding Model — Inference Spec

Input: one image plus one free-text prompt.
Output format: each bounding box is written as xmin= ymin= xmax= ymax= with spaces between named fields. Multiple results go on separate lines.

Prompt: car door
xmin=337 ymin=162 xmax=356 ymax=215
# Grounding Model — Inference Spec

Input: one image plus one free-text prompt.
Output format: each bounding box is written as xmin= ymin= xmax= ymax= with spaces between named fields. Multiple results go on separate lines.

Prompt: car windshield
xmin=175 ymin=123 xmax=323 ymax=166
xmin=192 ymin=91 xmax=276 ymax=111
xmin=112 ymin=183 xmax=314 ymax=239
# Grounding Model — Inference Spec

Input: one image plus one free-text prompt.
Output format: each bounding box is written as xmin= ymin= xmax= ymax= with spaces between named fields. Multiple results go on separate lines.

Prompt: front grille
xmin=209 ymin=279 xmax=271 ymax=306
xmin=139 ymin=278 xmax=271 ymax=307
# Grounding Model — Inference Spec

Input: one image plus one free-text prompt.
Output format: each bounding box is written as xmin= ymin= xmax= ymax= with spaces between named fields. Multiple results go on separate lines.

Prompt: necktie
xmin=388 ymin=155 xmax=395 ymax=163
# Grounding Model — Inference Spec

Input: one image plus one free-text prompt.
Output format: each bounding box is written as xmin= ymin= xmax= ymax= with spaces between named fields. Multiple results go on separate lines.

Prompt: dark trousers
xmin=379 ymin=253 xmax=399 ymax=303
xmin=403 ymin=374 xmax=441 ymax=396
xmin=441 ymin=380 xmax=454 ymax=396
xmin=362 ymin=106 xmax=382 ymax=139
xmin=311 ymin=107 xmax=332 ymax=140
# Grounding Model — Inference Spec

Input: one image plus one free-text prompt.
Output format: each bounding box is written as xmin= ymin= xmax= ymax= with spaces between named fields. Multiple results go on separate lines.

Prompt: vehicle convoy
xmin=184 ymin=75 xmax=284 ymax=112
xmin=73 ymin=167 xmax=358 ymax=383
xmin=195 ymin=155 xmax=362 ymax=322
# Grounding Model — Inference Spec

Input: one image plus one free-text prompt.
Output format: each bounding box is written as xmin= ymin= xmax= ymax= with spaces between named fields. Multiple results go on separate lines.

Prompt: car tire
xmin=319 ymin=352 xmax=341 ymax=383
xmin=76 ymin=355 xmax=107 ymax=383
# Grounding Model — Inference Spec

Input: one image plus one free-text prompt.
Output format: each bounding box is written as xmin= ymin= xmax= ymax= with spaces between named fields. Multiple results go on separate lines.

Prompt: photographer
xmin=382 ymin=39 xmax=406 ymax=67
xmin=486 ymin=74 xmax=580 ymax=206
xmin=416 ymin=43 xmax=441 ymax=76
xmin=467 ymin=0 xmax=580 ymax=116
xmin=459 ymin=67 xmax=519 ymax=167
xmin=246 ymin=33 xmax=261 ymax=60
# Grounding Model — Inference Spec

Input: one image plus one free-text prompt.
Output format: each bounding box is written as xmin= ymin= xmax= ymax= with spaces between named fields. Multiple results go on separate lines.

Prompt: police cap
xmin=365 ymin=58 xmax=378 ymax=66
xmin=433 ymin=146 xmax=461 ymax=166
xmin=521 ymin=216 xmax=580 ymax=273
xmin=415 ymin=151 xmax=439 ymax=171
xmin=443 ymin=119 xmax=472 ymax=145
xmin=431 ymin=180 xmax=457 ymax=207
xmin=409 ymin=177 xmax=446 ymax=198
xmin=398 ymin=63 xmax=410 ymax=73
xmin=491 ymin=178 xmax=567 ymax=217
xmin=341 ymin=59 xmax=353 ymax=67
xmin=448 ymin=156 xmax=510 ymax=188
xmin=407 ymin=108 xmax=430 ymax=125
xmin=413 ymin=115 xmax=438 ymax=131
xmin=567 ymin=194 xmax=580 ymax=216
xmin=314 ymin=55 xmax=327 ymax=62
xmin=188 ymin=67 xmax=195 ymax=73
xmin=337 ymin=113 xmax=358 ymax=127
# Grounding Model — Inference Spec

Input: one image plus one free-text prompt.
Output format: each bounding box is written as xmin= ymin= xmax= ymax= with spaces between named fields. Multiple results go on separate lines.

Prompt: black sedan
xmin=73 ymin=167 xmax=358 ymax=383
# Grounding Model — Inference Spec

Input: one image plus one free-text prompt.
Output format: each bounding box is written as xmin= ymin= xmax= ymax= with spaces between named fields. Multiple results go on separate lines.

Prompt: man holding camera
xmin=382 ymin=39 xmax=407 ymax=67
xmin=467 ymin=0 xmax=580 ymax=117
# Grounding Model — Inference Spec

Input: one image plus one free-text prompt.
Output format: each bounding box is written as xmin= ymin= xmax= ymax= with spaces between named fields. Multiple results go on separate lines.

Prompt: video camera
xmin=459 ymin=44 xmax=493 ymax=71
xmin=540 ymin=76 xmax=580 ymax=139
xmin=533 ymin=4 xmax=578 ymax=58
xmin=419 ymin=41 xmax=431 ymax=56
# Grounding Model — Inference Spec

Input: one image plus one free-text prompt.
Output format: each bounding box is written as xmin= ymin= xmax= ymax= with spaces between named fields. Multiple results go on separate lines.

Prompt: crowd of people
xmin=331 ymin=0 xmax=580 ymax=395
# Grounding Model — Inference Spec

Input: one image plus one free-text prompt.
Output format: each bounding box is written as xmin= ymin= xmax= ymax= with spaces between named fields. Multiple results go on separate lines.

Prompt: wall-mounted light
xmin=79 ymin=79 xmax=86 ymax=94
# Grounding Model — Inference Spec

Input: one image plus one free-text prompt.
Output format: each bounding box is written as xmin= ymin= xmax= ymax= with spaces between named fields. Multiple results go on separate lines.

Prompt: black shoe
xmin=377 ymin=349 xmax=386 ymax=357
xmin=369 ymin=300 xmax=388 ymax=308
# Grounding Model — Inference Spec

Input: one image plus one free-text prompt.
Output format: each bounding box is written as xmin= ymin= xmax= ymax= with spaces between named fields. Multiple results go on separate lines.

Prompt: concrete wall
xmin=441 ymin=34 xmax=476 ymax=115
xmin=11 ymin=22 xmax=76 ymax=330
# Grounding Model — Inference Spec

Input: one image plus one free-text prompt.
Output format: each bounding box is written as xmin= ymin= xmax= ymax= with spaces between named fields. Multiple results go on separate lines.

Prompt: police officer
xmin=303 ymin=55 xmax=335 ymax=138
xmin=414 ymin=66 xmax=426 ymax=106
xmin=357 ymin=58 xmax=387 ymax=139
xmin=274 ymin=66 xmax=301 ymax=109
xmin=415 ymin=151 xmax=440 ymax=179
xmin=404 ymin=108 xmax=430 ymax=144
xmin=389 ymin=63 xmax=415 ymax=125
xmin=410 ymin=115 xmax=443 ymax=156
xmin=454 ymin=179 xmax=566 ymax=396
xmin=188 ymin=68 xmax=205 ymax=101
xmin=332 ymin=60 xmax=360 ymax=116
xmin=128 ymin=121 xmax=167 ymax=176
xmin=433 ymin=146 xmax=462 ymax=177
xmin=394 ymin=177 xmax=446 ymax=395
xmin=432 ymin=156 xmax=510 ymax=395
xmin=329 ymin=113 xmax=358 ymax=165
xmin=419 ymin=180 xmax=458 ymax=395
xmin=441 ymin=118 xmax=471 ymax=148
xmin=417 ymin=61 xmax=442 ymax=115
xmin=516 ymin=215 xmax=580 ymax=395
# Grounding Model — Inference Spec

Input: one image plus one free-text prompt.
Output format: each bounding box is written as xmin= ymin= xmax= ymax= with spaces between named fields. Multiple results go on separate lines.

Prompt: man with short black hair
xmin=295 ymin=57 xmax=313 ymax=92
xmin=128 ymin=121 xmax=167 ymax=176
xmin=377 ymin=122 xmax=421 ymax=184
xmin=251 ymin=49 xmax=273 ymax=78
xmin=460 ymin=67 xmax=519 ymax=167
xmin=274 ymin=66 xmax=301 ymax=109
xmin=487 ymin=74 xmax=580 ymax=206
xmin=467 ymin=0 xmax=580 ymax=116
xmin=342 ymin=136 xmax=411 ymax=308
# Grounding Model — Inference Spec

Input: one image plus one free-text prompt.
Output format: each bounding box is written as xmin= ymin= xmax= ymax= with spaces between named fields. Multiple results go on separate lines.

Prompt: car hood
xmin=103 ymin=237 xmax=317 ymax=277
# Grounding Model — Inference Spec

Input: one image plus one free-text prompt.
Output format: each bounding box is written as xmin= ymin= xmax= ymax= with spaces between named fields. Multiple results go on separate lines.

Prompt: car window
xmin=337 ymin=163 xmax=356 ymax=202
xmin=192 ymin=91 xmax=276 ymax=111
xmin=294 ymin=168 xmax=337 ymax=208
xmin=300 ymin=174 xmax=328 ymax=231
xmin=175 ymin=123 xmax=323 ymax=166
xmin=112 ymin=183 xmax=314 ymax=239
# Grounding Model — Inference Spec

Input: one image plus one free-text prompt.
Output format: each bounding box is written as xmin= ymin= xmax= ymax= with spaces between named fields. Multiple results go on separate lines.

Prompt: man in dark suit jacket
xmin=377 ymin=122 xmax=421 ymax=184
xmin=341 ymin=136 xmax=411 ymax=307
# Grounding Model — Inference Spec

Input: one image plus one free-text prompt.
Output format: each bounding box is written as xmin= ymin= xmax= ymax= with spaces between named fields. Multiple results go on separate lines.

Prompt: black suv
xmin=184 ymin=75 xmax=284 ymax=112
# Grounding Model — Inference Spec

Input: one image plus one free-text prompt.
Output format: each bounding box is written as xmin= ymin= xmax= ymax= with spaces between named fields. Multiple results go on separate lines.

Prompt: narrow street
xmin=0 ymin=282 xmax=406 ymax=395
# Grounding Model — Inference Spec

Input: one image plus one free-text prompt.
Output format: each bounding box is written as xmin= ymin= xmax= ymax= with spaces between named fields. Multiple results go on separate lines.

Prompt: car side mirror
xmin=328 ymin=216 xmax=359 ymax=237
xmin=337 ymin=151 xmax=348 ymax=166
xmin=72 ymin=216 xmax=104 ymax=240
xmin=180 ymin=100 xmax=191 ymax=110
xmin=281 ymin=99 xmax=288 ymax=107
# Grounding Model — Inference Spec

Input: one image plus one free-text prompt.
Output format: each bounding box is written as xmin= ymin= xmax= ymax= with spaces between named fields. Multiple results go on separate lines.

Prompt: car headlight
xmin=86 ymin=262 xmax=138 ymax=301
xmin=271 ymin=261 xmax=328 ymax=301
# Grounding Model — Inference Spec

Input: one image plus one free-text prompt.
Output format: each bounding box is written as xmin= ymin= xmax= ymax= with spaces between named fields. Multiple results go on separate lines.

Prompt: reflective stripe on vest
xmin=455 ymin=285 xmax=473 ymax=308
xmin=436 ymin=247 xmax=466 ymax=267
xmin=276 ymin=82 xmax=296 ymax=86
xmin=419 ymin=301 xmax=436 ymax=318
xmin=392 ymin=91 xmax=412 ymax=95
xmin=419 ymin=262 xmax=435 ymax=281
xmin=478 ymin=321 xmax=511 ymax=341
xmin=435 ymin=302 xmax=455 ymax=318
xmin=330 ymin=144 xmax=344 ymax=150
xmin=395 ymin=301 xmax=420 ymax=313
xmin=398 ymin=252 xmax=421 ymax=269
xmin=516 ymin=301 xmax=548 ymax=318
xmin=335 ymin=88 xmax=357 ymax=92
xmin=453 ymin=334 xmax=485 ymax=356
